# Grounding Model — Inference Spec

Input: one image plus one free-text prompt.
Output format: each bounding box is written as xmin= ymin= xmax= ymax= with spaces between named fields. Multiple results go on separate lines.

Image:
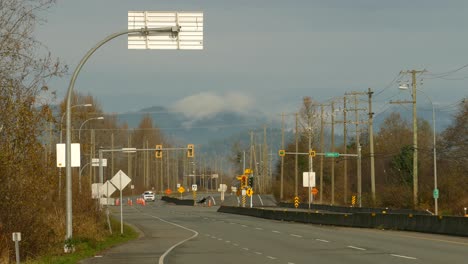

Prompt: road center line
xmin=290 ymin=234 xmax=302 ymax=238
xmin=316 ymin=239 xmax=330 ymax=243
xmin=347 ymin=246 xmax=366 ymax=251
xmin=143 ymin=213 xmax=199 ymax=264
xmin=390 ymin=254 xmax=417 ymax=260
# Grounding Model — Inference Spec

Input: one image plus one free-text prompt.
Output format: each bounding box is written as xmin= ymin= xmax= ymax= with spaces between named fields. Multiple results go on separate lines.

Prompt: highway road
xmin=81 ymin=200 xmax=468 ymax=264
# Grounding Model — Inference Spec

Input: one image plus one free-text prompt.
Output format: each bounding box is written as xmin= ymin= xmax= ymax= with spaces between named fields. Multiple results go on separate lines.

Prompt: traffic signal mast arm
xmin=279 ymin=151 xmax=358 ymax=157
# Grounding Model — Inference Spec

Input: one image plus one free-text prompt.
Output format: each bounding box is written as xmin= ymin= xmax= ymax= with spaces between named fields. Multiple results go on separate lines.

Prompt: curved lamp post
xmin=78 ymin=116 xmax=104 ymax=140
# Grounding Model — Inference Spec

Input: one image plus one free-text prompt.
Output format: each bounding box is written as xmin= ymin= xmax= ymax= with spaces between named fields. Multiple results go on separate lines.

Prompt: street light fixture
xmin=78 ymin=116 xmax=104 ymax=140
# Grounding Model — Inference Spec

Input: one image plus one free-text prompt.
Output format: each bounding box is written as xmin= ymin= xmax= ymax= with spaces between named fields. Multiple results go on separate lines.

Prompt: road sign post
xmin=12 ymin=232 xmax=21 ymax=263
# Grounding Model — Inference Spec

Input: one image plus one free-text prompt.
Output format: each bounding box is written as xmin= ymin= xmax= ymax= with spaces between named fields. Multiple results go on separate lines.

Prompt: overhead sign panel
xmin=128 ymin=11 xmax=203 ymax=50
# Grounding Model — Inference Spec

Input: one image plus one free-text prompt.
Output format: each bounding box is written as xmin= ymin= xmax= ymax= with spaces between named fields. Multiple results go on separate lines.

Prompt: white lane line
xmin=254 ymin=252 xmax=263 ymax=255
xmin=255 ymin=227 xmax=263 ymax=230
xmin=287 ymin=262 xmax=296 ymax=264
xmin=233 ymin=243 xmax=239 ymax=246
xmin=218 ymin=238 xmax=223 ymax=241
xmin=267 ymin=256 xmax=277 ymax=260
xmin=290 ymin=234 xmax=302 ymax=238
xmin=390 ymin=254 xmax=417 ymax=260
xmin=143 ymin=213 xmax=199 ymax=264
xmin=204 ymin=217 xmax=208 ymax=220
xmin=316 ymin=239 xmax=330 ymax=243
xmin=243 ymin=247 xmax=249 ymax=251
xmin=94 ymin=255 xmax=103 ymax=258
xmin=347 ymin=246 xmax=366 ymax=251
xmin=229 ymin=222 xmax=236 ymax=224
xmin=272 ymin=230 xmax=281 ymax=233
xmin=241 ymin=225 xmax=248 ymax=227
xmin=204 ymin=234 xmax=210 ymax=237
xmin=225 ymin=240 xmax=231 ymax=243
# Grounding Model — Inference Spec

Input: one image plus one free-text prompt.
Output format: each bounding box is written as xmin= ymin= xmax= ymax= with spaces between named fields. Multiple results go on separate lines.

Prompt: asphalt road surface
xmin=81 ymin=200 xmax=468 ymax=264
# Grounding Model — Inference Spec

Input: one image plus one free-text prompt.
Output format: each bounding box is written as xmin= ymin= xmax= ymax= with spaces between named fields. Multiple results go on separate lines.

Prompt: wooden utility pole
xmin=319 ymin=105 xmax=324 ymax=203
xmin=280 ymin=113 xmax=285 ymax=201
xmin=331 ymin=102 xmax=336 ymax=205
xmin=368 ymin=88 xmax=376 ymax=205
xmin=343 ymin=97 xmax=348 ymax=204
xmin=354 ymin=95 xmax=361 ymax=207
xmin=391 ymin=70 xmax=425 ymax=208
xmin=295 ymin=112 xmax=299 ymax=197
xmin=263 ymin=125 xmax=268 ymax=194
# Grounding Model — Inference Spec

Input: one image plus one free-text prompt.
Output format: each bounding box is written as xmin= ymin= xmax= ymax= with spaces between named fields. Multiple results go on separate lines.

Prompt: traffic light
xmin=187 ymin=144 xmax=194 ymax=158
xmin=155 ymin=144 xmax=162 ymax=159
xmin=248 ymin=176 xmax=254 ymax=187
xmin=240 ymin=175 xmax=247 ymax=188
xmin=278 ymin=149 xmax=285 ymax=157
xmin=309 ymin=149 xmax=316 ymax=157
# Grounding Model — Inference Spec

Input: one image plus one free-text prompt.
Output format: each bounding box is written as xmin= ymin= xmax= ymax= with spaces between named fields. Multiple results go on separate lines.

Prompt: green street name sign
xmin=433 ymin=188 xmax=439 ymax=199
xmin=325 ymin=152 xmax=340 ymax=158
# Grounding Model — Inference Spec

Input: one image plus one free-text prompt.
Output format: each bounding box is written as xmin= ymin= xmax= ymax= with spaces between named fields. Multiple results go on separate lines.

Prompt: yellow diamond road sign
xmin=178 ymin=186 xmax=185 ymax=193
xmin=246 ymin=188 xmax=253 ymax=197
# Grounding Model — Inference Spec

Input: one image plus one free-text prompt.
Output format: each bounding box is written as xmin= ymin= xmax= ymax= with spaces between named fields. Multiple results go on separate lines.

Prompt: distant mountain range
xmin=115 ymin=104 xmax=456 ymax=157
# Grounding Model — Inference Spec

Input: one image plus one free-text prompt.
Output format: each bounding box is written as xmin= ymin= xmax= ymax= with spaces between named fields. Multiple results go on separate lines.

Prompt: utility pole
xmin=263 ymin=125 xmax=268 ymax=194
xmin=319 ymin=105 xmax=324 ymax=203
xmin=343 ymin=97 xmax=348 ymax=204
xmin=368 ymin=88 xmax=376 ymax=205
xmin=391 ymin=69 xmax=425 ymax=208
xmin=331 ymin=101 xmax=336 ymax=205
xmin=295 ymin=112 xmax=299 ymax=197
xmin=281 ymin=113 xmax=285 ymax=201
xmin=345 ymin=92 xmax=368 ymax=207
xmin=355 ymin=95 xmax=361 ymax=207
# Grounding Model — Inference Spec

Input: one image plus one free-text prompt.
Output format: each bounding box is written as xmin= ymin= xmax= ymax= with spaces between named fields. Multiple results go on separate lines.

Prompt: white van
xmin=142 ymin=191 xmax=155 ymax=202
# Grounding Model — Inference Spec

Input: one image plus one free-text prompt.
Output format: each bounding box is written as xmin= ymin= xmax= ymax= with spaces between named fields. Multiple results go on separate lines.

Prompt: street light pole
xmin=65 ymin=26 xmax=181 ymax=244
xmin=416 ymin=90 xmax=438 ymax=215
xmin=58 ymin=104 xmax=92 ymax=198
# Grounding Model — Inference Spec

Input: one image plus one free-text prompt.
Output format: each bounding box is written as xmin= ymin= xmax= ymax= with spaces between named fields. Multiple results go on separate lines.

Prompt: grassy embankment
xmin=25 ymin=218 xmax=139 ymax=264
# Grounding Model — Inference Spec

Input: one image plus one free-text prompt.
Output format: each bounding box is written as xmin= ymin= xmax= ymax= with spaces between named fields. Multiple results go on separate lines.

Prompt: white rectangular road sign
xmin=91 ymin=183 xmax=102 ymax=199
xmin=128 ymin=11 xmax=203 ymax=50
xmin=100 ymin=181 xmax=117 ymax=197
xmin=56 ymin=143 xmax=81 ymax=167
xmin=110 ymin=170 xmax=131 ymax=191
xmin=92 ymin=158 xmax=107 ymax=167
xmin=219 ymin=184 xmax=227 ymax=192
xmin=12 ymin=232 xmax=21 ymax=242
xmin=192 ymin=184 xmax=197 ymax=191
xmin=302 ymin=172 xmax=316 ymax=187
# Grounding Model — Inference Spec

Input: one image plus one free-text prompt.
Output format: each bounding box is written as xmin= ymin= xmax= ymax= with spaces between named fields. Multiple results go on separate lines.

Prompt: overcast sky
xmin=36 ymin=0 xmax=468 ymax=120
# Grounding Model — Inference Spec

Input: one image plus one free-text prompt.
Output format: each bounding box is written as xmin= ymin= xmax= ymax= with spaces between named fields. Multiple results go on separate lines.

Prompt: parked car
xmin=142 ymin=191 xmax=155 ymax=202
